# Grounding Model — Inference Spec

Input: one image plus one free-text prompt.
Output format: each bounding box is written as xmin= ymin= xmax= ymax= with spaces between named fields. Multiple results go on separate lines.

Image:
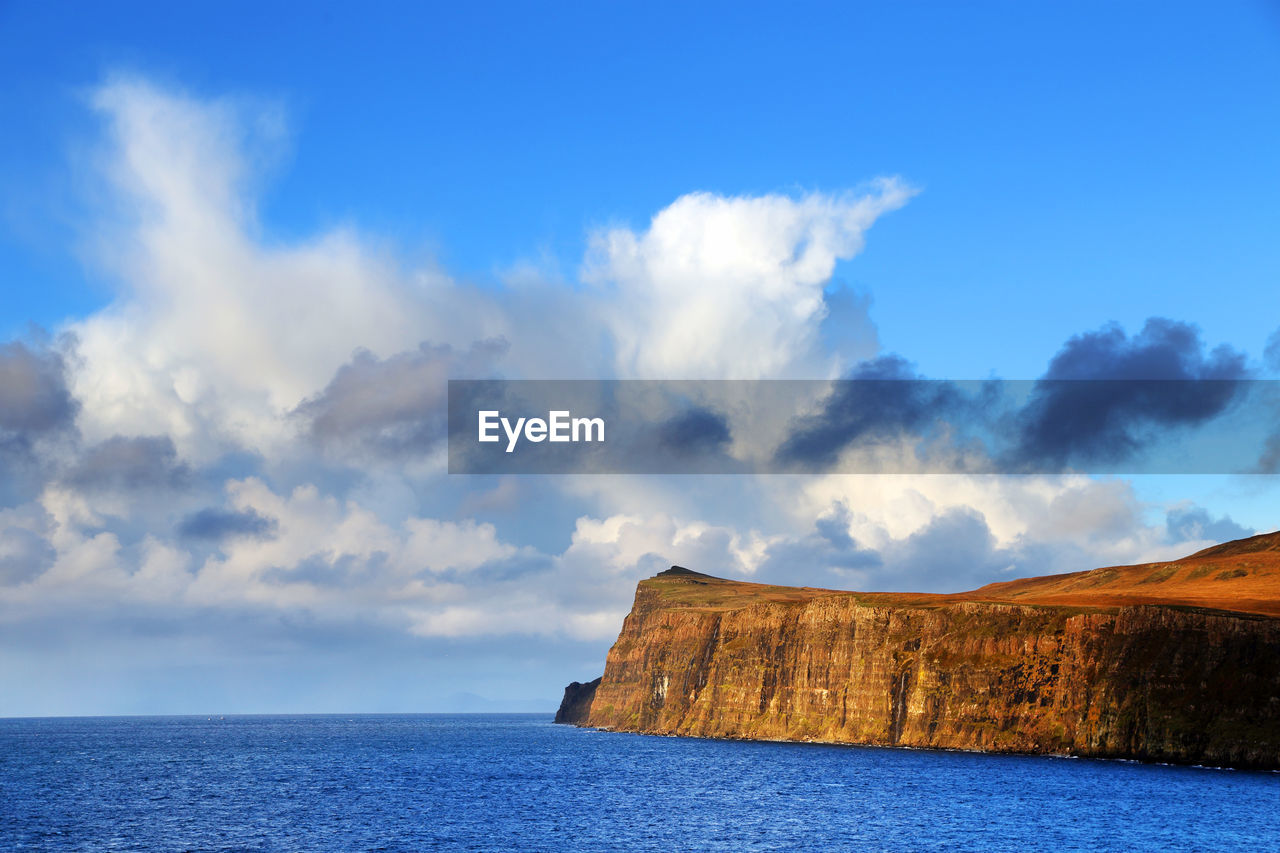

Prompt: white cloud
xmin=7 ymin=73 xmax=1247 ymax=691
xmin=66 ymin=77 xmax=914 ymax=483
xmin=586 ymin=184 xmax=914 ymax=379
xmin=71 ymin=79 xmax=497 ymax=459
xmin=401 ymin=517 xmax=518 ymax=574
xmin=790 ymin=473 xmax=1177 ymax=580
xmin=2 ymin=471 xmax=760 ymax=643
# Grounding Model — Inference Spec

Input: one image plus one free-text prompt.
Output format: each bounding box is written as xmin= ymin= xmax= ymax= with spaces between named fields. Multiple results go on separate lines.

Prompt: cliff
xmin=560 ymin=542 xmax=1280 ymax=770
xmin=555 ymin=677 xmax=600 ymax=724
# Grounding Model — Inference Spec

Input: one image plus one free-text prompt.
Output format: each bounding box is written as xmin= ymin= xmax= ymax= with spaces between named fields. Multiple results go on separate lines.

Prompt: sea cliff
xmin=559 ymin=535 xmax=1280 ymax=770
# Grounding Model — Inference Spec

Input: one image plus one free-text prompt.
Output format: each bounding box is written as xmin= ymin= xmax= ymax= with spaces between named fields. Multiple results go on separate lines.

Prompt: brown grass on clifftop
xmin=648 ymin=531 xmax=1280 ymax=618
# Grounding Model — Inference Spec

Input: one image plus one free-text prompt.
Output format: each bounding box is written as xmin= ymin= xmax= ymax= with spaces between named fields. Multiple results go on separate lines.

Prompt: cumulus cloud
xmin=881 ymin=508 xmax=1017 ymax=592
xmin=0 ymin=337 xmax=80 ymax=506
xmin=295 ymin=339 xmax=506 ymax=459
xmin=70 ymin=78 xmax=500 ymax=459
xmin=655 ymin=406 xmax=733 ymax=456
xmin=1164 ymin=505 xmax=1252 ymax=546
xmin=67 ymin=76 xmax=915 ymax=469
xmin=773 ymin=355 xmax=983 ymax=471
xmin=177 ymin=506 xmax=277 ymax=542
xmin=781 ymin=472 xmax=1175 ymax=587
xmin=0 ymin=471 xmax=764 ymax=645
xmin=6 ymin=74 xmax=1273 ymax=717
xmin=747 ymin=471 xmax=1254 ymax=595
xmin=0 ymin=524 xmax=55 ymax=585
xmin=753 ymin=501 xmax=882 ymax=585
xmin=768 ymin=319 xmax=1257 ymax=475
xmin=66 ymin=435 xmax=190 ymax=491
xmin=586 ymin=182 xmax=914 ymax=379
xmin=0 ymin=338 xmax=79 ymax=442
xmin=1011 ymin=318 xmax=1249 ymax=468
xmin=0 ymin=78 xmax=926 ymax=661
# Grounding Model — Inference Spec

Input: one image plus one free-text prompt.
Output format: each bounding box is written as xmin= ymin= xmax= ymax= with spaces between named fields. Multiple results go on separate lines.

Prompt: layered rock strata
xmin=560 ymin=549 xmax=1280 ymax=769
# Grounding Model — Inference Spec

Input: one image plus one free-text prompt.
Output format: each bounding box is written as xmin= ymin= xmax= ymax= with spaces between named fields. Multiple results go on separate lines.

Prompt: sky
xmin=1 ymin=1 xmax=1279 ymax=715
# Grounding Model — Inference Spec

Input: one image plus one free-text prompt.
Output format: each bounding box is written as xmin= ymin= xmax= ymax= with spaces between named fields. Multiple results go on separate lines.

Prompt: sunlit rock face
xmin=566 ymin=545 xmax=1280 ymax=770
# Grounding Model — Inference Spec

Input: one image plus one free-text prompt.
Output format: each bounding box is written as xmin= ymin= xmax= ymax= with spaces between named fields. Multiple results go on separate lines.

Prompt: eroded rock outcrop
xmin=555 ymin=677 xmax=601 ymax=724
xmin=561 ymin=544 xmax=1280 ymax=769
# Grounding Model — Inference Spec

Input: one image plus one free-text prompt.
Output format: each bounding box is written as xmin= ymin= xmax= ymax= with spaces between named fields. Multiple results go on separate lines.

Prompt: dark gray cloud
xmin=1041 ymin=318 xmax=1243 ymax=381
xmin=0 ymin=339 xmax=80 ymax=506
xmin=67 ymin=435 xmax=190 ymax=491
xmin=0 ymin=339 xmax=78 ymax=441
xmin=1165 ymin=506 xmax=1252 ymax=545
xmin=297 ymin=339 xmax=506 ymax=457
xmin=774 ymin=356 xmax=978 ymax=470
xmin=769 ymin=318 xmax=1256 ymax=474
xmin=1009 ymin=318 xmax=1248 ymax=469
xmin=656 ymin=406 xmax=731 ymax=455
xmin=177 ymin=507 xmax=277 ymax=542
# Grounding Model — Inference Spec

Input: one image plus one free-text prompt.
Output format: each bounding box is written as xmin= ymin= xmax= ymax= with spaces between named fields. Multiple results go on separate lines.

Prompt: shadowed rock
xmin=554 ymin=677 xmax=601 ymax=724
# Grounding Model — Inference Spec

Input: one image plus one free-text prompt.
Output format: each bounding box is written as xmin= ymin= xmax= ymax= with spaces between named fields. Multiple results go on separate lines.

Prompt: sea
xmin=2 ymin=714 xmax=1277 ymax=852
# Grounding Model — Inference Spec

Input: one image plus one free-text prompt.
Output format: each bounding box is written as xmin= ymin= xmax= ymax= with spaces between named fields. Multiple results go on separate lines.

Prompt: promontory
xmin=557 ymin=531 xmax=1280 ymax=769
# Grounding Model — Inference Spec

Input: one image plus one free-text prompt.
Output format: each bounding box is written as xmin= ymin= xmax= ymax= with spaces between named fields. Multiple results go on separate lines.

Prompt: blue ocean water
xmin=1 ymin=714 xmax=1277 ymax=852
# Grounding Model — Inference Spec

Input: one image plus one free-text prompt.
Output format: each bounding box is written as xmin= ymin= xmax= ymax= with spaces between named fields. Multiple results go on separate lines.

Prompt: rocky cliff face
xmin=564 ymin=561 xmax=1280 ymax=770
xmin=555 ymin=677 xmax=600 ymax=724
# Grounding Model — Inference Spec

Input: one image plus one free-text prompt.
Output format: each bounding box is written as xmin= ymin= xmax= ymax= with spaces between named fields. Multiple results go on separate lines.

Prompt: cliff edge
xmin=558 ymin=538 xmax=1280 ymax=769
xmin=555 ymin=677 xmax=601 ymax=724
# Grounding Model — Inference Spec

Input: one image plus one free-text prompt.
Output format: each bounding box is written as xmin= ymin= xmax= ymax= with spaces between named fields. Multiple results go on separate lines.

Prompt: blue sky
xmin=1 ymin=2 xmax=1278 ymax=714
xmin=7 ymin=2 xmax=1280 ymax=374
